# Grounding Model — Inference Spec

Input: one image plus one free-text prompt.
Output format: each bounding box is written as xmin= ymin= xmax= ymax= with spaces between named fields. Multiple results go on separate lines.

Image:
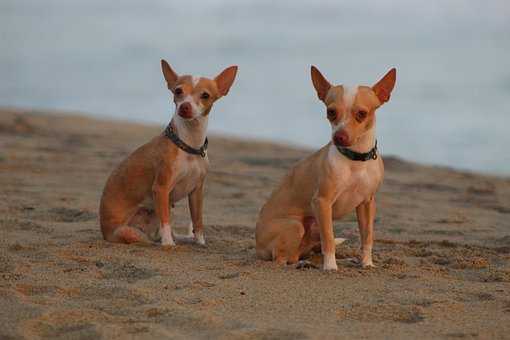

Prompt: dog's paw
xmin=194 ymin=232 xmax=206 ymax=246
xmin=322 ymin=254 xmax=338 ymax=271
xmin=361 ymin=260 xmax=376 ymax=269
xmin=348 ymin=257 xmax=376 ymax=269
xmin=360 ymin=249 xmax=375 ymax=268
xmin=323 ymin=263 xmax=338 ymax=271
xmin=160 ymin=231 xmax=175 ymax=247
xmin=161 ymin=239 xmax=176 ymax=247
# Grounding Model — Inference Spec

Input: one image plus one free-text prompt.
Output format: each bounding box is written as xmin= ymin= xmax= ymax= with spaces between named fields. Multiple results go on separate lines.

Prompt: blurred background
xmin=1 ymin=0 xmax=509 ymax=174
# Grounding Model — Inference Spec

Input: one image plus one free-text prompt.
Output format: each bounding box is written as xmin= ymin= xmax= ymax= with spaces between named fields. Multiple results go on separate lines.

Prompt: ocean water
xmin=2 ymin=0 xmax=509 ymax=175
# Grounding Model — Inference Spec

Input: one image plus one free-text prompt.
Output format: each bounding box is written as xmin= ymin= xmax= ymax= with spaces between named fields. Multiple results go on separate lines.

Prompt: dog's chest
xmin=331 ymin=171 xmax=379 ymax=218
xmin=327 ymin=148 xmax=382 ymax=218
xmin=171 ymin=155 xmax=208 ymax=202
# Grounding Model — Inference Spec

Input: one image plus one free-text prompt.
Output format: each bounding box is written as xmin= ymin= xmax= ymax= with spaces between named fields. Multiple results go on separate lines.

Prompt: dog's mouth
xmin=334 ymin=140 xmax=352 ymax=147
xmin=178 ymin=110 xmax=194 ymax=119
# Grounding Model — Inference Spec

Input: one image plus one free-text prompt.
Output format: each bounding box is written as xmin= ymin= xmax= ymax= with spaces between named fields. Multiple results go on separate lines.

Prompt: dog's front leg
xmin=312 ymin=193 xmax=337 ymax=271
xmin=188 ymin=177 xmax=205 ymax=245
xmin=153 ymin=166 xmax=176 ymax=246
xmin=356 ymin=196 xmax=376 ymax=267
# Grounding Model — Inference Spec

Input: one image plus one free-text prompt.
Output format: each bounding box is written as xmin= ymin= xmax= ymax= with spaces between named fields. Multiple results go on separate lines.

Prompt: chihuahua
xmin=255 ymin=67 xmax=396 ymax=270
xmin=100 ymin=59 xmax=238 ymax=245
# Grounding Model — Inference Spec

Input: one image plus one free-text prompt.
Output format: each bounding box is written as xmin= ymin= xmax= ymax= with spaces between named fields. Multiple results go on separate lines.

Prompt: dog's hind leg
xmin=127 ymin=207 xmax=161 ymax=242
xmin=263 ymin=218 xmax=305 ymax=265
xmin=297 ymin=217 xmax=321 ymax=258
xmin=106 ymin=225 xmax=152 ymax=244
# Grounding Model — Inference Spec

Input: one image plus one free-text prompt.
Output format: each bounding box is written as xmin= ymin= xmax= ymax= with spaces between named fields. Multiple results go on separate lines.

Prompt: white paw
xmin=360 ymin=249 xmax=374 ymax=268
xmin=361 ymin=260 xmax=376 ymax=268
xmin=194 ymin=231 xmax=206 ymax=245
xmin=161 ymin=235 xmax=175 ymax=246
xmin=160 ymin=225 xmax=175 ymax=246
xmin=323 ymin=253 xmax=338 ymax=271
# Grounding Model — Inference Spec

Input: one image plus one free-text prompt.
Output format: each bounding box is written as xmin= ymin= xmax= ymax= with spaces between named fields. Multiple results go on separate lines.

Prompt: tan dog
xmin=100 ymin=59 xmax=238 ymax=245
xmin=255 ymin=66 xmax=396 ymax=270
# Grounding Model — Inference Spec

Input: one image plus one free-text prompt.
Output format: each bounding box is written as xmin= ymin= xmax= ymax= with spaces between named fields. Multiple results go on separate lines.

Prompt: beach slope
xmin=1 ymin=108 xmax=509 ymax=339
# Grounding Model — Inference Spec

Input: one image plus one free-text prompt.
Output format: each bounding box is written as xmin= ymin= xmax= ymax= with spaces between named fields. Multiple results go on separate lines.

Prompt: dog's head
xmin=311 ymin=66 xmax=396 ymax=147
xmin=161 ymin=59 xmax=238 ymax=120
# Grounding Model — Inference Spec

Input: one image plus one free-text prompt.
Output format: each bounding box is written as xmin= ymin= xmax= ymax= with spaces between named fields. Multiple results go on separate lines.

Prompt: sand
xmin=1 ymin=108 xmax=509 ymax=339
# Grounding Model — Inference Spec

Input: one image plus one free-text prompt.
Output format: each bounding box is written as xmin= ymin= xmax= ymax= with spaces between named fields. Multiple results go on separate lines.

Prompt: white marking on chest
xmin=170 ymin=154 xmax=207 ymax=202
xmin=327 ymin=143 xmax=370 ymax=185
xmin=327 ymin=144 xmax=352 ymax=185
xmin=177 ymin=151 xmax=205 ymax=177
xmin=173 ymin=114 xmax=209 ymax=147
xmin=328 ymin=143 xmax=341 ymax=163
xmin=327 ymin=143 xmax=348 ymax=170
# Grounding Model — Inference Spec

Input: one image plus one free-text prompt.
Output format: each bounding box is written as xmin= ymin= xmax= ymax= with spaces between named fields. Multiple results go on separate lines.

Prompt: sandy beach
xmin=1 ymin=108 xmax=509 ymax=339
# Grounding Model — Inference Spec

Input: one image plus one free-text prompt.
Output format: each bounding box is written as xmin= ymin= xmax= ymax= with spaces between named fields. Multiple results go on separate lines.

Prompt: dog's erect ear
xmin=161 ymin=59 xmax=178 ymax=90
xmin=372 ymin=68 xmax=396 ymax=104
xmin=214 ymin=66 xmax=238 ymax=97
xmin=311 ymin=66 xmax=331 ymax=102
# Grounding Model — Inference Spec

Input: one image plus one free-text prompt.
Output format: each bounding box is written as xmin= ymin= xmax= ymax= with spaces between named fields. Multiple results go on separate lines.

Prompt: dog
xmin=99 ymin=59 xmax=238 ymax=245
xmin=255 ymin=66 xmax=396 ymax=270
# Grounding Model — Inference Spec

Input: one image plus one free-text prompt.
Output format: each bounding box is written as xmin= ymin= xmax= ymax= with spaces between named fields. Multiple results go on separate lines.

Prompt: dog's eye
xmin=327 ymin=108 xmax=337 ymax=120
xmin=356 ymin=110 xmax=367 ymax=122
xmin=201 ymin=92 xmax=210 ymax=100
xmin=174 ymin=88 xmax=183 ymax=95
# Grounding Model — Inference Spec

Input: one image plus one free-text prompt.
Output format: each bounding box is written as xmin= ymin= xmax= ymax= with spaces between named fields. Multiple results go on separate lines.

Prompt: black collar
xmin=334 ymin=140 xmax=378 ymax=161
xmin=163 ymin=123 xmax=208 ymax=158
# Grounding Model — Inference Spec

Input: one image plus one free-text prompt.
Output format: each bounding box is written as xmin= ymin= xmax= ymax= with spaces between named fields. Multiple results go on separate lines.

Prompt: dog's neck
xmin=171 ymin=114 xmax=209 ymax=149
